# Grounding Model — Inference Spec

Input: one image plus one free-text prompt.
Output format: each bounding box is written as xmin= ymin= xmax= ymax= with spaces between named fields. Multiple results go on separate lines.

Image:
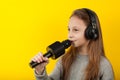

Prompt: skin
xmin=68 ymin=16 xmax=89 ymax=55
xmin=31 ymin=52 xmax=49 ymax=74
xmin=31 ymin=16 xmax=90 ymax=74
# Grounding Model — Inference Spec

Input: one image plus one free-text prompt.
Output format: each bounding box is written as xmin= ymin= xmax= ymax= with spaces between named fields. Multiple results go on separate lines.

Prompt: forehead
xmin=68 ymin=16 xmax=86 ymax=28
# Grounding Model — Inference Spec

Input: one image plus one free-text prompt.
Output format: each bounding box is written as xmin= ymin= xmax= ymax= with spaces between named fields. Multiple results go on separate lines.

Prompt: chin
xmin=71 ymin=43 xmax=79 ymax=47
xmin=74 ymin=45 xmax=80 ymax=48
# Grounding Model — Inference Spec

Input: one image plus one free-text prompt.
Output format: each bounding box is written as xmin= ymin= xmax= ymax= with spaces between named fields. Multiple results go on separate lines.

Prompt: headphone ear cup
xmin=85 ymin=26 xmax=93 ymax=39
xmin=93 ymin=29 xmax=98 ymax=39
xmin=85 ymin=26 xmax=98 ymax=40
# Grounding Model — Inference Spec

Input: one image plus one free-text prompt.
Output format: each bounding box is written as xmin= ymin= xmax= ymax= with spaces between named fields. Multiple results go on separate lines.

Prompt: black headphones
xmin=83 ymin=8 xmax=99 ymax=40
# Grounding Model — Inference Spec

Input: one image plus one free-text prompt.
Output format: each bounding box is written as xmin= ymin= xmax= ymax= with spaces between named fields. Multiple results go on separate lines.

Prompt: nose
xmin=68 ymin=31 xmax=74 ymax=40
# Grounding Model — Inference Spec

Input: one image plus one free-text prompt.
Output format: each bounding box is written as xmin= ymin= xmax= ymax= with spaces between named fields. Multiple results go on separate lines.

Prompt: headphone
xmin=83 ymin=8 xmax=99 ymax=40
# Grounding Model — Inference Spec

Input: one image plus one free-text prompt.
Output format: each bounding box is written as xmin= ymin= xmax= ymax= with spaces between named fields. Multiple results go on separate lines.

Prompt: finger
xmin=35 ymin=55 xmax=43 ymax=63
xmin=31 ymin=57 xmax=37 ymax=62
xmin=31 ymin=52 xmax=45 ymax=63
xmin=43 ymin=57 xmax=48 ymax=61
xmin=38 ymin=52 xmax=48 ymax=62
xmin=31 ymin=53 xmax=42 ymax=63
xmin=31 ymin=55 xmax=39 ymax=62
xmin=37 ymin=53 xmax=45 ymax=62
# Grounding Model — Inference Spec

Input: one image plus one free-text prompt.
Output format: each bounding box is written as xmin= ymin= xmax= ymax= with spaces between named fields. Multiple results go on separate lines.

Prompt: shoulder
xmin=100 ymin=56 xmax=112 ymax=67
xmin=99 ymin=56 xmax=114 ymax=79
xmin=100 ymin=56 xmax=114 ymax=74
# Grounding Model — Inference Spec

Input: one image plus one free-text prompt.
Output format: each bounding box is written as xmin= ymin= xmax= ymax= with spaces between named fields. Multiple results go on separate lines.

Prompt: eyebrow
xmin=68 ymin=26 xmax=81 ymax=29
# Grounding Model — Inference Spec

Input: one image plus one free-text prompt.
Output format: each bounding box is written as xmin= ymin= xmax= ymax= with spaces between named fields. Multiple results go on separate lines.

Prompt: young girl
xmin=31 ymin=8 xmax=114 ymax=80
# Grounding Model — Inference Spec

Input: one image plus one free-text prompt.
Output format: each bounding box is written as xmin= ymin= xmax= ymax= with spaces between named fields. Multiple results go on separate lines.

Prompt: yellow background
xmin=0 ymin=0 xmax=120 ymax=80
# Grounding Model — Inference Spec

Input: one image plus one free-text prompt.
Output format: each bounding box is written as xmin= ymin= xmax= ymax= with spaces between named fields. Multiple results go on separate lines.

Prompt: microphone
xmin=29 ymin=39 xmax=71 ymax=68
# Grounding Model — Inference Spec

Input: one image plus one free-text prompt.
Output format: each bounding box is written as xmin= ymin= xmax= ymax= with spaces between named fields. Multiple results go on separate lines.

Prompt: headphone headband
xmin=83 ymin=8 xmax=97 ymax=28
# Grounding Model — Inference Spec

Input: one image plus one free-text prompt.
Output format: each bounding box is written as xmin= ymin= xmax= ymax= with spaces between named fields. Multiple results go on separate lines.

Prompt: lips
xmin=68 ymin=39 xmax=76 ymax=45
xmin=70 ymin=40 xmax=76 ymax=45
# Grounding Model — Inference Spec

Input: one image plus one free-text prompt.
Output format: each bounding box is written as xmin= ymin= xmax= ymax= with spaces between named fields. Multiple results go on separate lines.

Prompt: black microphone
xmin=29 ymin=39 xmax=71 ymax=68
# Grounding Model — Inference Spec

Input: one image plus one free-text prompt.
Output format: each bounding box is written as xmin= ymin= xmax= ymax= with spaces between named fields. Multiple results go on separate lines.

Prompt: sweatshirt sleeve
xmin=100 ymin=56 xmax=114 ymax=80
xmin=34 ymin=58 xmax=63 ymax=80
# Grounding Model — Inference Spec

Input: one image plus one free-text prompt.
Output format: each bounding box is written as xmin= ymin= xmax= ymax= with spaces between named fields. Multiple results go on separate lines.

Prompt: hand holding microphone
xmin=29 ymin=39 xmax=71 ymax=71
xmin=31 ymin=52 xmax=49 ymax=74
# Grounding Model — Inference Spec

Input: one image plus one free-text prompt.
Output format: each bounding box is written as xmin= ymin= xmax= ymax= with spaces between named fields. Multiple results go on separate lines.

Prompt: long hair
xmin=62 ymin=8 xmax=105 ymax=80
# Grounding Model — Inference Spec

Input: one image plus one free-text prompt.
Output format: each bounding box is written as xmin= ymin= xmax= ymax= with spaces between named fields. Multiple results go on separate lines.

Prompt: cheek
xmin=76 ymin=32 xmax=87 ymax=44
xmin=77 ymin=32 xmax=86 ymax=40
xmin=76 ymin=37 xmax=87 ymax=47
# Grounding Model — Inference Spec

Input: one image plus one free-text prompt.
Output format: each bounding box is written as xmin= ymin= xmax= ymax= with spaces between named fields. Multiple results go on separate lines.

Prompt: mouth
xmin=70 ymin=40 xmax=76 ymax=44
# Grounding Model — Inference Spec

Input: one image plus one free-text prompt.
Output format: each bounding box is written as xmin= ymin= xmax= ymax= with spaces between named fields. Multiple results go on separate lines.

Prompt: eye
xmin=73 ymin=29 xmax=79 ymax=31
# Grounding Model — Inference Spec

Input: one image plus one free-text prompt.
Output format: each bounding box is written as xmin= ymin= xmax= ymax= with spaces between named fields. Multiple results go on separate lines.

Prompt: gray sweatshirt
xmin=34 ymin=54 xmax=114 ymax=80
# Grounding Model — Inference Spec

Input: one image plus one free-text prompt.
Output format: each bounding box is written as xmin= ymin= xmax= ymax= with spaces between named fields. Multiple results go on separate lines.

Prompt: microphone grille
xmin=61 ymin=39 xmax=71 ymax=49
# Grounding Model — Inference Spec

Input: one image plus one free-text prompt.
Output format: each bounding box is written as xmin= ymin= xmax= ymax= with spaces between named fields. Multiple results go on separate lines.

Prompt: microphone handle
xmin=29 ymin=51 xmax=53 ymax=68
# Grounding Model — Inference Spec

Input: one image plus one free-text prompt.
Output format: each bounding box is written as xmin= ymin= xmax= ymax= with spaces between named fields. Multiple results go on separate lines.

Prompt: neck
xmin=77 ymin=45 xmax=88 ymax=55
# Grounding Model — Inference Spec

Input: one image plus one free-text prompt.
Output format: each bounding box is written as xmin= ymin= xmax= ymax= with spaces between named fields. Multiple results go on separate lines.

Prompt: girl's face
xmin=68 ymin=16 xmax=89 ymax=48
